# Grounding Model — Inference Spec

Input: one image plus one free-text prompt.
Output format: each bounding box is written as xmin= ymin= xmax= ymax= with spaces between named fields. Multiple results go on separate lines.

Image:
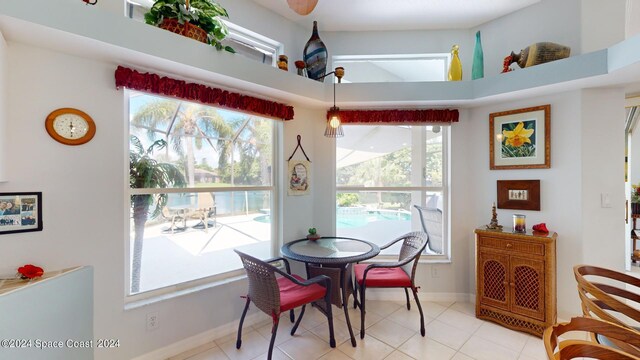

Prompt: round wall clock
xmin=45 ymin=108 xmax=96 ymax=145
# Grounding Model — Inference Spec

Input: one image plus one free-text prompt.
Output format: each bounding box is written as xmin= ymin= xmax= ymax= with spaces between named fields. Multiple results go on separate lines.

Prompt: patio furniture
xmin=234 ymin=250 xmax=336 ymax=360
xmin=281 ymin=237 xmax=380 ymax=346
xmin=161 ymin=206 xmax=186 ymax=233
xmin=414 ymin=205 xmax=443 ymax=254
xmin=544 ymin=317 xmax=640 ymax=359
xmin=353 ymin=231 xmax=428 ymax=338
xmin=574 ymin=264 xmax=640 ymax=356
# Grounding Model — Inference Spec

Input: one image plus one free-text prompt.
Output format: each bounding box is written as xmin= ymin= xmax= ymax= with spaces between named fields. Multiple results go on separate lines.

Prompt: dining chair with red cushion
xmin=353 ymin=231 xmax=429 ymax=338
xmin=235 ymin=250 xmax=336 ymax=360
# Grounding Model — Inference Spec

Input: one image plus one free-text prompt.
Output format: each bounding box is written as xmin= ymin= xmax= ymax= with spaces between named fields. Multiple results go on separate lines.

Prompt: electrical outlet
xmin=431 ymin=266 xmax=439 ymax=278
xmin=146 ymin=312 xmax=159 ymax=331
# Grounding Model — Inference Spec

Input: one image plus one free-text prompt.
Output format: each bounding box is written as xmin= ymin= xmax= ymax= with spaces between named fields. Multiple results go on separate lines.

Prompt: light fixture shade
xmin=325 ymin=106 xmax=343 ymax=137
xmin=324 ymin=123 xmax=344 ymax=137
xmin=287 ymin=0 xmax=318 ymax=15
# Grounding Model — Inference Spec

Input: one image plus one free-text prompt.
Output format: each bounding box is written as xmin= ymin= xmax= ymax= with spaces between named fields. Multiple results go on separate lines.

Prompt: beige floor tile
xmin=423 ymin=301 xmax=449 ymax=318
xmin=336 ymin=306 xmax=384 ymax=331
xmin=473 ymin=321 xmax=528 ymax=353
xmin=277 ymin=331 xmax=333 ymax=360
xmin=450 ymin=352 xmax=474 ymax=360
xmin=459 ymin=335 xmax=520 ymax=360
xmin=397 ymin=334 xmax=457 ymax=360
xmin=363 ymin=300 xmax=403 ymax=317
xmin=449 ymin=302 xmax=476 ymax=316
xmin=317 ymin=349 xmax=354 ymax=360
xmin=436 ymin=308 xmax=484 ymax=333
xmin=366 ymin=320 xmax=417 ymax=348
xmin=519 ymin=335 xmax=547 ymax=360
xmin=309 ymin=317 xmax=354 ymax=346
xmin=424 ymin=319 xmax=473 ymax=350
xmin=384 ymin=350 xmax=416 ymax=360
xmin=169 ymin=341 xmax=218 ymax=360
xmin=298 ymin=306 xmax=333 ymax=330
xmin=517 ymin=355 xmax=539 ymax=360
xmin=386 ymin=305 xmax=432 ymax=332
xmin=219 ymin=330 xmax=271 ymax=360
xmin=255 ymin=319 xmax=306 ymax=346
xmin=188 ymin=346 xmax=232 ymax=360
xmin=250 ymin=348 xmax=293 ymax=360
xmin=337 ymin=334 xmax=395 ymax=360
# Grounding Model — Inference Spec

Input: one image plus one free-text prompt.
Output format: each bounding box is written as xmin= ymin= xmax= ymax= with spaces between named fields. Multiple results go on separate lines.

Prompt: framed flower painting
xmin=489 ymin=105 xmax=550 ymax=170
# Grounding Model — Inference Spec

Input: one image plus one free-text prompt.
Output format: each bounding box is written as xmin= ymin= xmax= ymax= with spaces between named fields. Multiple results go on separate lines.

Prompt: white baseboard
xmin=133 ymin=290 xmax=473 ymax=360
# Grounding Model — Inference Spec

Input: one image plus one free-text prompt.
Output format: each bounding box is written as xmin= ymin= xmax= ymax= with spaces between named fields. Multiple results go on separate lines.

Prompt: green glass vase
xmin=472 ymin=31 xmax=484 ymax=80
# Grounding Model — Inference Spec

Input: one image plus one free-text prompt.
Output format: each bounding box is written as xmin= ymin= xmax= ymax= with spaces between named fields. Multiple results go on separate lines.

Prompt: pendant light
xmin=287 ymin=0 xmax=318 ymax=16
xmin=320 ymin=67 xmax=345 ymax=138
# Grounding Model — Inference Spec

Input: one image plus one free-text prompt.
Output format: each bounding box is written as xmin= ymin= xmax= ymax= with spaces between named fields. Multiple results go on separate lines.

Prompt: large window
xmin=128 ymin=91 xmax=278 ymax=296
xmin=336 ymin=125 xmax=448 ymax=258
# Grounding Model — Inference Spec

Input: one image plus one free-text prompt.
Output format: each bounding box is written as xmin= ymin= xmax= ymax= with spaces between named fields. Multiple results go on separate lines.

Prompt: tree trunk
xmin=131 ymin=195 xmax=150 ymax=294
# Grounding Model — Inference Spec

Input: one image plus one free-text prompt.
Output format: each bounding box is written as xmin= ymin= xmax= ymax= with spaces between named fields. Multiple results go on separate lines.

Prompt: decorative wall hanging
xmin=287 ymin=135 xmax=311 ymax=196
xmin=114 ymin=66 xmax=294 ymax=120
xmin=45 ymin=108 xmax=96 ymax=146
xmin=0 ymin=192 xmax=42 ymax=235
xmin=303 ymin=21 xmax=328 ymax=81
xmin=497 ymin=180 xmax=541 ymax=211
xmin=490 ymin=105 xmax=550 ymax=170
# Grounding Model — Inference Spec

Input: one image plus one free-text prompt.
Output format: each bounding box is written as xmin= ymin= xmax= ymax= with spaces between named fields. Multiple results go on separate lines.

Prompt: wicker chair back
xmin=397 ymin=231 xmax=429 ymax=281
xmin=236 ymin=251 xmax=281 ymax=317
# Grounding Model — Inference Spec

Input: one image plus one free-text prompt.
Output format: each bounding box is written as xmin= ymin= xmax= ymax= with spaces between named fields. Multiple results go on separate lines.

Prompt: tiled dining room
xmin=1 ymin=0 xmax=640 ymax=360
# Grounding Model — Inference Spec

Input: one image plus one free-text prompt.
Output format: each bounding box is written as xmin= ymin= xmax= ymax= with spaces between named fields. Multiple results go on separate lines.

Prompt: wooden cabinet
xmin=475 ymin=228 xmax=557 ymax=337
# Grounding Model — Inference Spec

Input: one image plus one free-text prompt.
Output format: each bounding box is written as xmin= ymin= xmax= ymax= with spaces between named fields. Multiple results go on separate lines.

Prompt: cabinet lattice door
xmin=475 ymin=228 xmax=556 ymax=337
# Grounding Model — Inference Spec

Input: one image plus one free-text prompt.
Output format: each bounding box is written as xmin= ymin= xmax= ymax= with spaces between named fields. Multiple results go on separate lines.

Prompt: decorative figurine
xmin=486 ymin=202 xmax=503 ymax=230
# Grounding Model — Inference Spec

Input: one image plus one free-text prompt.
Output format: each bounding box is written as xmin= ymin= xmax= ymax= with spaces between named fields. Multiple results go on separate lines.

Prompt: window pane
xmin=333 ymin=54 xmax=449 ymax=83
xmin=129 ymin=93 xmax=273 ymax=188
xmin=129 ymin=191 xmax=271 ymax=294
xmin=425 ymin=127 xmax=443 ymax=187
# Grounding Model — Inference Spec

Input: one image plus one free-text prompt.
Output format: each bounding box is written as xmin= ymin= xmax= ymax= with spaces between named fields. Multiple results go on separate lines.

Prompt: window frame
xmin=332 ymin=53 xmax=451 ymax=83
xmin=124 ymin=90 xmax=282 ymax=303
xmin=335 ymin=125 xmax=450 ymax=262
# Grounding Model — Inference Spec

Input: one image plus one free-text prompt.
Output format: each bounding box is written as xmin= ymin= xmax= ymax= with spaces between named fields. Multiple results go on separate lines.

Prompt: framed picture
xmin=0 ymin=192 xmax=43 ymax=235
xmin=490 ymin=104 xmax=550 ymax=170
xmin=287 ymin=160 xmax=310 ymax=196
xmin=497 ymin=180 xmax=540 ymax=211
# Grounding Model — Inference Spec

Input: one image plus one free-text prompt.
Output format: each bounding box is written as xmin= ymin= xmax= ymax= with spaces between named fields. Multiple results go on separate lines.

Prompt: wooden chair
xmin=235 ymin=250 xmax=336 ymax=360
xmin=574 ymin=265 xmax=640 ymax=356
xmin=353 ymin=231 xmax=429 ymax=338
xmin=544 ymin=317 xmax=640 ymax=359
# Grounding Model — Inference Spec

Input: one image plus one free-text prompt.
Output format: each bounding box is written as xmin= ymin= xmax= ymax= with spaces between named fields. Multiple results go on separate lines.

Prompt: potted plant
xmin=307 ymin=227 xmax=320 ymax=240
xmin=144 ymin=0 xmax=235 ymax=53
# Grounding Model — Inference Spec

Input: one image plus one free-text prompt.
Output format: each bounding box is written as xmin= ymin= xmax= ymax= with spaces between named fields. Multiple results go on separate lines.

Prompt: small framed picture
xmin=497 ymin=180 xmax=540 ymax=211
xmin=0 ymin=192 xmax=43 ymax=235
xmin=287 ymin=160 xmax=310 ymax=196
xmin=490 ymin=105 xmax=550 ymax=170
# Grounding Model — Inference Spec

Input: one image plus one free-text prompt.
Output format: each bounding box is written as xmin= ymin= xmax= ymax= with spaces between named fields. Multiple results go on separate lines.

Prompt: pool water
xmin=254 ymin=210 xmax=410 ymax=229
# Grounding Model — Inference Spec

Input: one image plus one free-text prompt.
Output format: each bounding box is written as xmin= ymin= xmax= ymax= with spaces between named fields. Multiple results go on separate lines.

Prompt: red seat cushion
xmin=277 ymin=274 xmax=327 ymax=312
xmin=354 ymin=264 xmax=412 ymax=288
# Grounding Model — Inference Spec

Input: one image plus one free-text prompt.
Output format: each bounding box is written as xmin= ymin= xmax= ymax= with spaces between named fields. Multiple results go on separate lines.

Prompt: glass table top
xmin=281 ymin=237 xmax=380 ymax=264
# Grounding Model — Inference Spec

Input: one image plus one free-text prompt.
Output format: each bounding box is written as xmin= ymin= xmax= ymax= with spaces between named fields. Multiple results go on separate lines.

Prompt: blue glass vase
xmin=303 ymin=21 xmax=328 ymax=81
xmin=472 ymin=31 xmax=484 ymax=80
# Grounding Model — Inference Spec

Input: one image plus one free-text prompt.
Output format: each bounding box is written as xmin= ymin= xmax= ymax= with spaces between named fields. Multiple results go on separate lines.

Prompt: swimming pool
xmin=254 ymin=209 xmax=411 ymax=228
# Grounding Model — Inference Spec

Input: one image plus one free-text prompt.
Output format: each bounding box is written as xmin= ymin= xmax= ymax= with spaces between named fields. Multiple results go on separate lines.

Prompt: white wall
xmin=581 ymin=0 xmax=627 ymax=53
xmin=628 ymin=0 xmax=640 ymax=38
xmin=0 ymin=32 xmax=6 ymax=182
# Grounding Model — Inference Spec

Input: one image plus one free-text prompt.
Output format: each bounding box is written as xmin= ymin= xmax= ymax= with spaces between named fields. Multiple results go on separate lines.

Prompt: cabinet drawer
xmin=478 ymin=236 xmax=544 ymax=256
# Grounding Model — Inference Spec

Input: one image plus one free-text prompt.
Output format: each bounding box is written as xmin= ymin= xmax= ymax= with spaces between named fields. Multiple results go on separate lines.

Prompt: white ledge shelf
xmin=0 ymin=0 xmax=639 ymax=108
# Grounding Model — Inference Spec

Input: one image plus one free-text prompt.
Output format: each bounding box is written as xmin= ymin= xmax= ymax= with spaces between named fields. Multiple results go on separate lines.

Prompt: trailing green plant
xmin=144 ymin=0 xmax=235 ymax=53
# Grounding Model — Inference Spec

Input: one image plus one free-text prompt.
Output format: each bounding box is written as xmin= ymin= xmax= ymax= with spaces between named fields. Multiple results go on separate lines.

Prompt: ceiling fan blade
xmin=287 ymin=0 xmax=318 ymax=16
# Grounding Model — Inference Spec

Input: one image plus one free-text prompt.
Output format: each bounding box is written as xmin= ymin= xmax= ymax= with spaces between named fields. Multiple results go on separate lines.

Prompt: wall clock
xmin=45 ymin=108 xmax=96 ymax=145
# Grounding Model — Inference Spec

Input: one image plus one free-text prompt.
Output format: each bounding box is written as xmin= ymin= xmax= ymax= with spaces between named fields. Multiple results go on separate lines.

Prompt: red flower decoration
xmin=17 ymin=264 xmax=44 ymax=279
xmin=532 ymin=223 xmax=549 ymax=233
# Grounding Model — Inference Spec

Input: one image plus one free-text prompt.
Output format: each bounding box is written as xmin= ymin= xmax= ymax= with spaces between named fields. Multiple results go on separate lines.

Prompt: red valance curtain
xmin=114 ymin=66 xmax=295 ymax=120
xmin=328 ymin=109 xmax=459 ymax=124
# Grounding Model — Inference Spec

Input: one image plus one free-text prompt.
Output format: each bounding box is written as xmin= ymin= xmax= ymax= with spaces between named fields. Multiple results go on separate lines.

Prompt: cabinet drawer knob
xmin=510 ymin=282 xmax=515 ymax=287
xmin=506 ymin=243 xmax=513 ymax=248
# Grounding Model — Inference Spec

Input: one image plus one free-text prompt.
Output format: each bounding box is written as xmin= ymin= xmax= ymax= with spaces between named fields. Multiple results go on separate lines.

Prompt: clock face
xmin=52 ymin=114 xmax=89 ymax=140
xmin=45 ymin=108 xmax=96 ymax=145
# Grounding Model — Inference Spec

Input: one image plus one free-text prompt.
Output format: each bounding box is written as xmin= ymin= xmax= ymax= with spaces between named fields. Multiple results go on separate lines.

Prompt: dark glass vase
xmin=303 ymin=21 xmax=328 ymax=81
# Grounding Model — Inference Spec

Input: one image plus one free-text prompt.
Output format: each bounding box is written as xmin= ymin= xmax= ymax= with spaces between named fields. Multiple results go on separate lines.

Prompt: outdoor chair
xmin=574 ymin=264 xmax=640 ymax=356
xmin=544 ymin=317 xmax=640 ymax=359
xmin=161 ymin=206 xmax=185 ymax=233
xmin=353 ymin=231 xmax=429 ymax=338
xmin=414 ymin=205 xmax=443 ymax=254
xmin=234 ymin=250 xmax=336 ymax=360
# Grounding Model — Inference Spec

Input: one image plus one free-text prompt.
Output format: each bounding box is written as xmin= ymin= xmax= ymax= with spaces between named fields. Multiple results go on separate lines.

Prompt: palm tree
xmin=129 ymin=135 xmax=186 ymax=293
xmin=131 ymin=99 xmax=234 ymax=187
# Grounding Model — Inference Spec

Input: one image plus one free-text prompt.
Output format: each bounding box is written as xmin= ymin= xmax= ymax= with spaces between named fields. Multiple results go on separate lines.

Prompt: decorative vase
xmin=513 ymin=214 xmax=526 ymax=233
xmin=303 ymin=21 xmax=328 ymax=81
xmin=448 ymin=45 xmax=462 ymax=81
xmin=472 ymin=31 xmax=484 ymax=80
xmin=508 ymin=42 xmax=571 ymax=69
xmin=278 ymin=55 xmax=289 ymax=71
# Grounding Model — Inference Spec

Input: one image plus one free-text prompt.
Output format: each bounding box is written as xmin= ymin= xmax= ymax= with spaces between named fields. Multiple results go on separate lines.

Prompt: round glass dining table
xmin=281 ymin=237 xmax=380 ymax=346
